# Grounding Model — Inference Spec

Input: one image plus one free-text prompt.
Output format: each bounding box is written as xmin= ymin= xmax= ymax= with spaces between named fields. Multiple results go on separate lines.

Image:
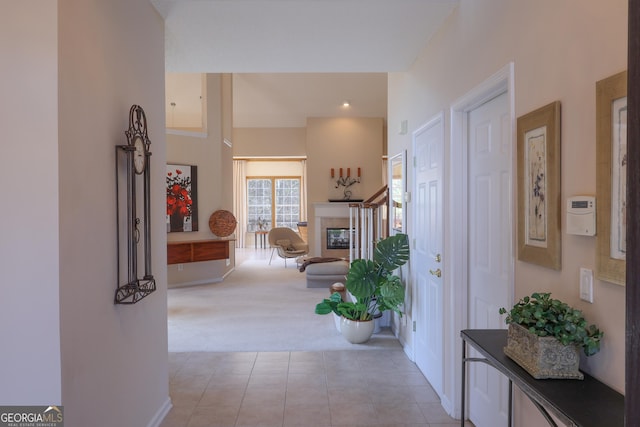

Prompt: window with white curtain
xmin=247 ymin=177 xmax=301 ymax=230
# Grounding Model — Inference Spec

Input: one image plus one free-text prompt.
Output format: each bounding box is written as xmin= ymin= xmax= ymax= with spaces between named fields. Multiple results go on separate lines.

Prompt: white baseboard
xmin=147 ymin=397 xmax=172 ymax=427
xmin=390 ymin=319 xmax=414 ymax=362
xmin=169 ymin=277 xmax=223 ymax=288
xmin=400 ymin=335 xmax=414 ymax=362
xmin=440 ymin=394 xmax=455 ymax=418
xmin=222 ymin=267 xmax=235 ymax=280
xmin=168 ymin=266 xmax=236 ymax=288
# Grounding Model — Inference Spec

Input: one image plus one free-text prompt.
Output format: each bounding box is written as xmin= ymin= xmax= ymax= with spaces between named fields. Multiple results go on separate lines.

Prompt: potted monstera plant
xmin=499 ymin=292 xmax=603 ymax=379
xmin=315 ymin=233 xmax=410 ymax=343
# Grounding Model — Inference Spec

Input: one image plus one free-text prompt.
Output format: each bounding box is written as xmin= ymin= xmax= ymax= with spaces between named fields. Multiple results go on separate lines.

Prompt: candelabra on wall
xmin=329 ymin=167 xmax=362 ymax=202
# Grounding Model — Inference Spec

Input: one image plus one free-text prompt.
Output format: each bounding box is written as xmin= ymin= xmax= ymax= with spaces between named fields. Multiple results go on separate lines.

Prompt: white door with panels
xmin=467 ymin=92 xmax=512 ymax=427
xmin=413 ymin=114 xmax=444 ymax=397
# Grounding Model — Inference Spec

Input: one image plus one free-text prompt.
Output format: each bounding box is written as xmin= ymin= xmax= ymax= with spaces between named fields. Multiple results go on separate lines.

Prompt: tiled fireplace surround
xmin=313 ymin=202 xmax=351 ymax=259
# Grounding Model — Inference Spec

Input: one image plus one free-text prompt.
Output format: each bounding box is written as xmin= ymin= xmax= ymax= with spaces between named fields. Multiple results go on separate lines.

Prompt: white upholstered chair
xmin=267 ymin=227 xmax=309 ymax=267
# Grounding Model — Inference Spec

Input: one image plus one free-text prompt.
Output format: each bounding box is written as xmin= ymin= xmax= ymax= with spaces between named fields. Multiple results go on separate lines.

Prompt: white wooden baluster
xmin=349 ymin=203 xmax=359 ymax=262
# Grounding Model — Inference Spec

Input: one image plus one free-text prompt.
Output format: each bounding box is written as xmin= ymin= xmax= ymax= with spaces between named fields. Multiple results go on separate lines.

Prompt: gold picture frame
xmin=517 ymin=101 xmax=562 ymax=270
xmin=596 ymin=70 xmax=627 ymax=286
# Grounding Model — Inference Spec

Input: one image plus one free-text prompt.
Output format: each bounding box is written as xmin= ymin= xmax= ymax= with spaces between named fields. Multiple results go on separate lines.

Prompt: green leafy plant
xmin=499 ymin=292 xmax=603 ymax=356
xmin=315 ymin=233 xmax=410 ymax=321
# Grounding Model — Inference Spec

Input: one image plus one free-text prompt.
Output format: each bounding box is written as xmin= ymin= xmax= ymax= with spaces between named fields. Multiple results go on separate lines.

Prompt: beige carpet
xmin=167 ymin=249 xmax=402 ymax=352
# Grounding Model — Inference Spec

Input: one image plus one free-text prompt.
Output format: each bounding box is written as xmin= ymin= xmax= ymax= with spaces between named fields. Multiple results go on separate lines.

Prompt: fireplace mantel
xmin=313 ymin=202 xmax=351 ymax=216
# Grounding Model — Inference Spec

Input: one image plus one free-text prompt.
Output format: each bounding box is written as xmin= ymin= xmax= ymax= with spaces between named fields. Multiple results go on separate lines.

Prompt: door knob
xmin=435 ymin=253 xmax=441 ymax=263
xmin=429 ymin=268 xmax=442 ymax=278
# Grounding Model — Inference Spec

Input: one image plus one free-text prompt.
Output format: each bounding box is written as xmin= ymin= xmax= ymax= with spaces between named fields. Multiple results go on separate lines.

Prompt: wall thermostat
xmin=566 ymin=196 xmax=596 ymax=236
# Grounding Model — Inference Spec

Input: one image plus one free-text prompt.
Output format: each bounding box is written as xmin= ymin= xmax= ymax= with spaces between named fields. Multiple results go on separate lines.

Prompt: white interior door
xmin=413 ymin=114 xmax=443 ymax=397
xmin=467 ymin=92 xmax=512 ymax=427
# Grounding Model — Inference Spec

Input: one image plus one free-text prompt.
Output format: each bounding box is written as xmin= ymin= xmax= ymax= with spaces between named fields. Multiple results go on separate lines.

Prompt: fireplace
xmin=320 ymin=218 xmax=351 ymax=257
xmin=326 ymin=227 xmax=353 ymax=250
xmin=314 ymin=202 xmax=351 ymax=258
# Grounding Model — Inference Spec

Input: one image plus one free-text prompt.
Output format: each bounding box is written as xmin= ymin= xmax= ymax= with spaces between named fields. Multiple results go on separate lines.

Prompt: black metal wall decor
xmin=329 ymin=167 xmax=362 ymax=201
xmin=115 ymin=105 xmax=156 ymax=304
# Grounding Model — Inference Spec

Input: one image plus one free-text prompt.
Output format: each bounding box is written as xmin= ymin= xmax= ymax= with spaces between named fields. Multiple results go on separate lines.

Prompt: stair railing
xmin=349 ymin=186 xmax=388 ymax=261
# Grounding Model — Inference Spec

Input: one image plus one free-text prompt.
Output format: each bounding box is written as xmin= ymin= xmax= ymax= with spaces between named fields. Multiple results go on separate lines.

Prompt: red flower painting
xmin=167 ymin=169 xmax=192 ymax=216
xmin=166 ymin=165 xmax=198 ymax=232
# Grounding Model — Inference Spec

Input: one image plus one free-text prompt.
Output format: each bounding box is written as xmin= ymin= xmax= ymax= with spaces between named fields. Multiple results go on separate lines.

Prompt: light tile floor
xmin=161 ymin=349 xmax=473 ymax=427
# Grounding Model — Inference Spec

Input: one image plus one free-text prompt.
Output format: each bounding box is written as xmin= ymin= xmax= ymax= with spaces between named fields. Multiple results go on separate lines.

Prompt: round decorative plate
xmin=209 ymin=210 xmax=237 ymax=237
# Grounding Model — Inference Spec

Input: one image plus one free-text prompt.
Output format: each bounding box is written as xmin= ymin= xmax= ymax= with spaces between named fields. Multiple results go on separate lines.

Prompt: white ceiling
xmin=153 ymin=0 xmax=459 ymax=127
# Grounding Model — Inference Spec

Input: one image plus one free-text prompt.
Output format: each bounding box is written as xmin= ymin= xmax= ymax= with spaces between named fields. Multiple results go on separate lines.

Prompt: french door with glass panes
xmin=246 ymin=177 xmax=301 ymax=231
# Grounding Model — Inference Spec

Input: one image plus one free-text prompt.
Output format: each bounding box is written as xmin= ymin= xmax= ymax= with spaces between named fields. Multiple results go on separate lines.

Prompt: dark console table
xmin=460 ymin=329 xmax=624 ymax=427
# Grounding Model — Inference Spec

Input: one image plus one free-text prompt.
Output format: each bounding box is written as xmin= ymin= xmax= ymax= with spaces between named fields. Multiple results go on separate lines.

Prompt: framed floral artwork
xmin=517 ymin=101 xmax=561 ymax=270
xmin=596 ymin=70 xmax=627 ymax=285
xmin=166 ymin=164 xmax=198 ymax=232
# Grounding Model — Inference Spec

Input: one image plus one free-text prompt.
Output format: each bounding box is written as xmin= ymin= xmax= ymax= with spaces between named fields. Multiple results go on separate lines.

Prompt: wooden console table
xmin=167 ymin=239 xmax=233 ymax=264
xmin=460 ymin=329 xmax=624 ymax=427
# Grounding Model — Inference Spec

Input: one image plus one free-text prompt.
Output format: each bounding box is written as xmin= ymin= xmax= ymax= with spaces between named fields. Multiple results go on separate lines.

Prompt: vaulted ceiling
xmin=153 ymin=0 xmax=459 ymax=127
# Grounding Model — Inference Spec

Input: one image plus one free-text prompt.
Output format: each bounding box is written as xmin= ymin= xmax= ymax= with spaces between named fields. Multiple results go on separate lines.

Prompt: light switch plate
xmin=580 ymin=268 xmax=593 ymax=303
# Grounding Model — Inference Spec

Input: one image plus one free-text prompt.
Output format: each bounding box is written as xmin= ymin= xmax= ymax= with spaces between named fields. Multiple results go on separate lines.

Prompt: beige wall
xmin=306 ymin=117 xmax=384 ymax=254
xmin=165 ymin=73 xmax=204 ymax=129
xmin=387 ymin=0 xmax=627 ymax=425
xmin=233 ymin=118 xmax=384 ymax=254
xmin=59 ymin=0 xmax=169 ymax=425
xmin=1 ymin=1 xmax=61 ymax=404
xmin=5 ymin=1 xmax=176 ymax=423
xmin=167 ymin=73 xmax=235 ymax=287
xmin=221 ymin=74 xmax=234 ymax=217
xmin=233 ymin=127 xmax=307 ymax=157
xmin=245 ymin=160 xmax=304 ymax=177
xmin=306 ymin=117 xmax=384 ymax=203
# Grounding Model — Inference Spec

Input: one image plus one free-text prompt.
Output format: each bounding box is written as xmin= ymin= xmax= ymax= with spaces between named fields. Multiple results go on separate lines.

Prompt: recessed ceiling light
xmin=342 ymin=100 xmax=351 ymax=107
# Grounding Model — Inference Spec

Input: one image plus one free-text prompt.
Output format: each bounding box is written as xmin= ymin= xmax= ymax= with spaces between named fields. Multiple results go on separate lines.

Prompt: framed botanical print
xmin=517 ymin=101 xmax=562 ymax=270
xmin=596 ymin=70 xmax=627 ymax=285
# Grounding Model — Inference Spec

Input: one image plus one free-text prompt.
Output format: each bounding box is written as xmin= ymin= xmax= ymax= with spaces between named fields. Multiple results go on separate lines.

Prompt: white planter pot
xmin=340 ymin=317 xmax=375 ymax=344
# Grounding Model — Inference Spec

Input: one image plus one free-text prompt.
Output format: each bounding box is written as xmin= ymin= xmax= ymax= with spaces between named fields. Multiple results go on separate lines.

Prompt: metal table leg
xmin=461 ymin=337 xmax=466 ymax=427
xmin=462 ymin=336 xmax=514 ymax=427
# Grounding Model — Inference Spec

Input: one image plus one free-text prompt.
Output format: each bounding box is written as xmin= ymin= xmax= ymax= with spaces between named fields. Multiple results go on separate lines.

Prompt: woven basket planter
xmin=503 ymin=323 xmax=584 ymax=380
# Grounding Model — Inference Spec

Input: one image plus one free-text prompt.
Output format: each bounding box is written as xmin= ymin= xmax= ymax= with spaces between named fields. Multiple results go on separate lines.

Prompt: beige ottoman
xmin=305 ymin=260 xmax=349 ymax=288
